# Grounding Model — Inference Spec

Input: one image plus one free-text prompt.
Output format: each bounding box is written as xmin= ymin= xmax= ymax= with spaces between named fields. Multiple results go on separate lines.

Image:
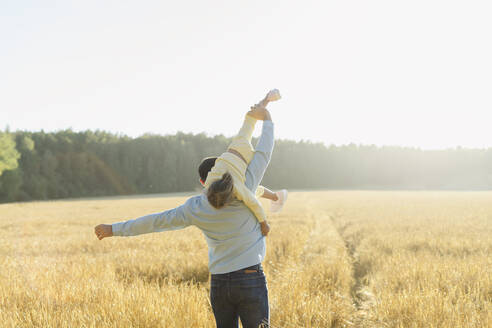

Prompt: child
xmin=202 ymin=89 xmax=287 ymax=236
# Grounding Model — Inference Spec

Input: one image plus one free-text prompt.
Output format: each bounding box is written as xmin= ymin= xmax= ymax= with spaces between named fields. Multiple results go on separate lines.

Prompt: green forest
xmin=1 ymin=129 xmax=492 ymax=203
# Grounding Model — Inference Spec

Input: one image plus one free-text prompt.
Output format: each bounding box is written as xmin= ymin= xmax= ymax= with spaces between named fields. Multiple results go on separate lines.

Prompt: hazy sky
xmin=2 ymin=0 xmax=491 ymax=150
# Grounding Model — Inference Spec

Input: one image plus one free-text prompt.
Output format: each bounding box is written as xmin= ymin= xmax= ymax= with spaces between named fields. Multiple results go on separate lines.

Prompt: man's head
xmin=198 ymin=157 xmax=217 ymax=185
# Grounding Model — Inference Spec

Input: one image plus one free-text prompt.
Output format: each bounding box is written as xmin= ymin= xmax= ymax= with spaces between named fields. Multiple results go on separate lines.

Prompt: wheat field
xmin=0 ymin=191 xmax=491 ymax=328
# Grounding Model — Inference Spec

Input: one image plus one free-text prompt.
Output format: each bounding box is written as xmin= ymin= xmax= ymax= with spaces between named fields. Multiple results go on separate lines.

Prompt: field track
xmin=1 ymin=191 xmax=491 ymax=327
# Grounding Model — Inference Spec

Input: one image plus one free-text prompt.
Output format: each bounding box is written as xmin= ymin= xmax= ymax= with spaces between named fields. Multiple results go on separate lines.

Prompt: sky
xmin=1 ymin=0 xmax=491 ymax=150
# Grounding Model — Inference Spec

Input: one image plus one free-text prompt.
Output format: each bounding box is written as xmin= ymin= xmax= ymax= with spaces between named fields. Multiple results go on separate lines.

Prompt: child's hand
xmin=94 ymin=224 xmax=113 ymax=240
xmin=260 ymin=221 xmax=271 ymax=236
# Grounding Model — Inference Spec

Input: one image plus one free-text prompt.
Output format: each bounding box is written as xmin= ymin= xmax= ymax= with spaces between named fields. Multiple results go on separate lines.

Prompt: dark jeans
xmin=210 ymin=264 xmax=269 ymax=328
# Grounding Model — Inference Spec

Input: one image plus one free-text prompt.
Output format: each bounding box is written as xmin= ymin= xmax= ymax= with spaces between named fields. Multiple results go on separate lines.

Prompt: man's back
xmin=183 ymin=193 xmax=266 ymax=274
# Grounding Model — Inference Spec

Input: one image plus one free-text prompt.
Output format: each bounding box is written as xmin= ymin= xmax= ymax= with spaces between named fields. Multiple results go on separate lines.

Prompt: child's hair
xmin=207 ymin=172 xmax=234 ymax=209
xmin=198 ymin=157 xmax=217 ymax=183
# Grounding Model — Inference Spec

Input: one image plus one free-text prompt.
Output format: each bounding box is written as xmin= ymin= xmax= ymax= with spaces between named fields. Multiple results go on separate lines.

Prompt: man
xmin=94 ymin=107 xmax=274 ymax=328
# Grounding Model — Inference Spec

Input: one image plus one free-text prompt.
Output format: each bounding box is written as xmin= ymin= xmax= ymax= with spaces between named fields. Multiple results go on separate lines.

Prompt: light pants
xmin=205 ymin=115 xmax=266 ymax=222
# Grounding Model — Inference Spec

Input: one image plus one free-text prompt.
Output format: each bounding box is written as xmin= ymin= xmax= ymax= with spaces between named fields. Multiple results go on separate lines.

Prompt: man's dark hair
xmin=198 ymin=157 xmax=217 ymax=182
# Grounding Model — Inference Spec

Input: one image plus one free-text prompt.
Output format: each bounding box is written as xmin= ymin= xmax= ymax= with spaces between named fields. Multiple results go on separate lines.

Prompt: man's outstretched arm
xmin=245 ymin=110 xmax=274 ymax=192
xmin=94 ymin=201 xmax=192 ymax=240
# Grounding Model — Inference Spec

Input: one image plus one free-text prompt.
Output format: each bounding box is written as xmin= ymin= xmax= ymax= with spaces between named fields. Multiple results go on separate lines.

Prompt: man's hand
xmin=260 ymin=221 xmax=270 ymax=236
xmin=94 ymin=224 xmax=113 ymax=240
xmin=248 ymin=106 xmax=272 ymax=121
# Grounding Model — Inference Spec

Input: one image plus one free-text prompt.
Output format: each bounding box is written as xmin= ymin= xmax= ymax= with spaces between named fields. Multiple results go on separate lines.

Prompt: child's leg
xmin=228 ymin=91 xmax=278 ymax=164
xmin=232 ymin=90 xmax=272 ymax=149
xmin=228 ymin=115 xmax=257 ymax=164
xmin=259 ymin=187 xmax=279 ymax=201
xmin=254 ymin=89 xmax=281 ymax=110
xmin=255 ymin=185 xmax=265 ymax=198
xmin=255 ymin=95 xmax=270 ymax=110
xmin=233 ymin=115 xmax=257 ymax=148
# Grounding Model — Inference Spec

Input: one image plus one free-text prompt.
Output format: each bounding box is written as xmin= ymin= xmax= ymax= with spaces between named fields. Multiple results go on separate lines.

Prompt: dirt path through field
xmin=329 ymin=212 xmax=377 ymax=327
xmin=266 ymin=194 xmax=356 ymax=327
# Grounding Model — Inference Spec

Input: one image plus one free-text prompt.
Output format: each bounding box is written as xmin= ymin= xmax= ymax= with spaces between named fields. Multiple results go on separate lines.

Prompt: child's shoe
xmin=266 ymin=89 xmax=281 ymax=102
xmin=270 ymin=189 xmax=288 ymax=213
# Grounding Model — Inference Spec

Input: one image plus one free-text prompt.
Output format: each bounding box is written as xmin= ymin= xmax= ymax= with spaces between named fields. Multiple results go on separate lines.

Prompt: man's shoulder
xmin=183 ymin=192 xmax=217 ymax=215
xmin=182 ymin=193 xmax=250 ymax=218
xmin=184 ymin=193 xmax=206 ymax=206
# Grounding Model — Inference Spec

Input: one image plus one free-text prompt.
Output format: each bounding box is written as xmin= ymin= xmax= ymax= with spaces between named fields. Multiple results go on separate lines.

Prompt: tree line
xmin=1 ymin=129 xmax=492 ymax=203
